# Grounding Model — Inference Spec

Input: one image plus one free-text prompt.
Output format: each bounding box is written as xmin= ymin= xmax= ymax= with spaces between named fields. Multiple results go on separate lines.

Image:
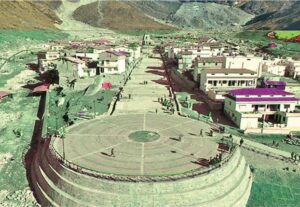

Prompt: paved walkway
xmin=114 ymin=56 xmax=170 ymax=114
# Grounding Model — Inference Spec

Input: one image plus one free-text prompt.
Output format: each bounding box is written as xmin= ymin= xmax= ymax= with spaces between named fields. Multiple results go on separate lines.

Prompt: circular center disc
xmin=128 ymin=130 xmax=160 ymax=142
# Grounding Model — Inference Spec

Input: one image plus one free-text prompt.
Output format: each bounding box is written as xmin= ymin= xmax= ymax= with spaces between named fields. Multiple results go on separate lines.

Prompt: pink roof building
xmin=32 ymin=83 xmax=50 ymax=93
xmin=0 ymin=91 xmax=11 ymax=100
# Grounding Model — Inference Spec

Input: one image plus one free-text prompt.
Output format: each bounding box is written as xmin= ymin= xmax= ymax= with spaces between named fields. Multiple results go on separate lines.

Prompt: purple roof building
xmin=261 ymin=80 xmax=286 ymax=90
xmin=224 ymin=88 xmax=300 ymax=132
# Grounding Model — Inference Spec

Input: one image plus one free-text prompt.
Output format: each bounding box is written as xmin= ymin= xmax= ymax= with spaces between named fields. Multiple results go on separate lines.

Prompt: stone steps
xmin=45 ymin=147 xmax=242 ymax=196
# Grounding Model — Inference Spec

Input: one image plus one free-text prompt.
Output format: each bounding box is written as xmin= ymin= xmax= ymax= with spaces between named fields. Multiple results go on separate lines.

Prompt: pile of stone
xmin=283 ymin=137 xmax=300 ymax=147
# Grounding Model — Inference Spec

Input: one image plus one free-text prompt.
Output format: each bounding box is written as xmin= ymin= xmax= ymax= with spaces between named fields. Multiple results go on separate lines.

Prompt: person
xmin=155 ymin=108 xmax=158 ymax=113
xmin=128 ymin=94 xmax=131 ymax=99
xmin=200 ymin=129 xmax=203 ymax=137
xmin=110 ymin=148 xmax=115 ymax=157
xmin=178 ymin=134 xmax=183 ymax=142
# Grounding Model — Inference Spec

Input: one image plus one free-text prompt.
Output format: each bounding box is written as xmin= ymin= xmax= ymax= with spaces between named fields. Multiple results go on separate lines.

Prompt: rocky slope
xmin=240 ymin=0 xmax=300 ymax=30
xmin=170 ymin=2 xmax=253 ymax=29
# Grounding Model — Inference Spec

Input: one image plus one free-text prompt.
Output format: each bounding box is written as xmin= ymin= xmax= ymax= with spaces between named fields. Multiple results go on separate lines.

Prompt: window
xmin=208 ymin=81 xmax=212 ymax=84
xmin=211 ymin=73 xmax=215 ymax=75
xmin=284 ymin=104 xmax=290 ymax=109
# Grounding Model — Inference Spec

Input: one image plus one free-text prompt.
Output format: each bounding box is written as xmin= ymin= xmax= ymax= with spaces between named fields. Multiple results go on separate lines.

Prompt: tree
xmin=44 ymin=69 xmax=59 ymax=84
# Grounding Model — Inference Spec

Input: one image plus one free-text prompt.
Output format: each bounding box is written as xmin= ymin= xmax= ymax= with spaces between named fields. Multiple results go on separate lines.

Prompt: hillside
xmin=0 ymin=1 xmax=61 ymax=30
xmin=127 ymin=0 xmax=182 ymax=21
xmin=73 ymin=0 xmax=177 ymax=31
xmin=170 ymin=2 xmax=253 ymax=29
xmin=247 ymin=1 xmax=300 ymax=30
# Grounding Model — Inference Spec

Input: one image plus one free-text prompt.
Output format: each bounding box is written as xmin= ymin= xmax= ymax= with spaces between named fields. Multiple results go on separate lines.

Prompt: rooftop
xmin=263 ymin=80 xmax=286 ymax=86
xmin=202 ymin=68 xmax=256 ymax=74
xmin=196 ymin=56 xmax=225 ymax=63
xmin=229 ymin=88 xmax=293 ymax=96
xmin=0 ymin=91 xmax=11 ymax=99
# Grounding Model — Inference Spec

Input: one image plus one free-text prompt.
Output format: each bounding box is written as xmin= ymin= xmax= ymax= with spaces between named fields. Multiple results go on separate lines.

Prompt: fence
xmin=48 ymin=137 xmax=238 ymax=183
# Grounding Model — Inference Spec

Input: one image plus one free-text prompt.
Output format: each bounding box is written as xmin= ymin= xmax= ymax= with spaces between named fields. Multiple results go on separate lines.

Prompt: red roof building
xmin=32 ymin=83 xmax=50 ymax=93
xmin=0 ymin=91 xmax=11 ymax=100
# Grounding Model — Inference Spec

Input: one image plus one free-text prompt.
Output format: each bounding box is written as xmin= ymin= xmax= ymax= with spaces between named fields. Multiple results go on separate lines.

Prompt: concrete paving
xmin=114 ymin=56 xmax=170 ymax=114
xmin=54 ymin=114 xmax=218 ymax=176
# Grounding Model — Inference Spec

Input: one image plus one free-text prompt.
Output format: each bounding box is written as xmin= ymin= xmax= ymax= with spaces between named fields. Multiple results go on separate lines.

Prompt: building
xmin=286 ymin=58 xmax=300 ymax=79
xmin=177 ymin=50 xmax=193 ymax=71
xmin=97 ymin=51 xmax=126 ymax=74
xmin=200 ymin=68 xmax=257 ymax=100
xmin=224 ymin=88 xmax=300 ymax=130
xmin=37 ymin=51 xmax=60 ymax=72
xmin=75 ymin=49 xmax=100 ymax=61
xmin=262 ymin=61 xmax=287 ymax=76
xmin=225 ymin=55 xmax=264 ymax=73
xmin=193 ymin=57 xmax=226 ymax=82
xmin=142 ymin=34 xmax=153 ymax=46
xmin=261 ymin=80 xmax=286 ymax=90
xmin=64 ymin=57 xmax=91 ymax=78
xmin=0 ymin=91 xmax=12 ymax=101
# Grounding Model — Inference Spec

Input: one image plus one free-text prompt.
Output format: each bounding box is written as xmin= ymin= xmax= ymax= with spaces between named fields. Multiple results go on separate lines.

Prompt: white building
xmin=263 ymin=63 xmax=288 ymax=76
xmin=193 ymin=57 xmax=226 ymax=82
xmin=97 ymin=51 xmax=126 ymax=74
xmin=224 ymin=88 xmax=300 ymax=131
xmin=286 ymin=58 xmax=300 ymax=79
xmin=200 ymin=68 xmax=258 ymax=100
xmin=225 ymin=55 xmax=264 ymax=73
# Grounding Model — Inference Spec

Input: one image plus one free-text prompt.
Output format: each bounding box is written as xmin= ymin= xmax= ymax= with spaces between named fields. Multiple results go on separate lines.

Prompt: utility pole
xmin=93 ymin=100 xmax=96 ymax=119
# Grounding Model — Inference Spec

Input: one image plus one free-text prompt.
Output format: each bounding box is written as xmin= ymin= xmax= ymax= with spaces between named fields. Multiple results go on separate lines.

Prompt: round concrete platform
xmin=53 ymin=114 xmax=219 ymax=176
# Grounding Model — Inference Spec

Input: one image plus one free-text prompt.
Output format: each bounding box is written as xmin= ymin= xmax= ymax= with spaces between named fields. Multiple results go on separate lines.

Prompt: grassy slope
xmin=275 ymin=31 xmax=300 ymax=40
xmin=73 ymin=0 xmax=177 ymax=31
xmin=0 ymin=31 xmax=67 ymax=206
xmin=0 ymin=1 xmax=61 ymax=30
xmin=247 ymin=169 xmax=300 ymax=207
xmin=236 ymin=31 xmax=300 ymax=57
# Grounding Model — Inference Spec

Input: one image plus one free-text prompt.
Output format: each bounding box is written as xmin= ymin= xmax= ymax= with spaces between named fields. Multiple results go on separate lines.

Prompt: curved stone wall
xmin=31 ymin=139 xmax=252 ymax=207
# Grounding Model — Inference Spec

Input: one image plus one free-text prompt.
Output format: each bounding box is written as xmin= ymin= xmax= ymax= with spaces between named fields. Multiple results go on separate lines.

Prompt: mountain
xmin=0 ymin=1 xmax=61 ymax=30
xmin=0 ymin=0 xmax=299 ymax=31
xmin=73 ymin=0 xmax=177 ymax=31
xmin=169 ymin=2 xmax=253 ymax=29
xmin=238 ymin=0 xmax=300 ymax=30
xmin=73 ymin=1 xmax=253 ymax=30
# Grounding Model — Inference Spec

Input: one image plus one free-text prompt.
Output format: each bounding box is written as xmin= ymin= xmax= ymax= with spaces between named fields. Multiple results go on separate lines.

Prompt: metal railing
xmin=48 ymin=137 xmax=238 ymax=183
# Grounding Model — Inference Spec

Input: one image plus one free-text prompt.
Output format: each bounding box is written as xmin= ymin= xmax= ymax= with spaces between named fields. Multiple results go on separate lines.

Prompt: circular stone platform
xmin=53 ymin=114 xmax=219 ymax=176
xmin=128 ymin=130 xmax=160 ymax=142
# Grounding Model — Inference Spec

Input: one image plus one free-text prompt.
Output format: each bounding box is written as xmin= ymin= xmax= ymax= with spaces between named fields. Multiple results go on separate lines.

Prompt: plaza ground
xmin=53 ymin=114 xmax=220 ymax=176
